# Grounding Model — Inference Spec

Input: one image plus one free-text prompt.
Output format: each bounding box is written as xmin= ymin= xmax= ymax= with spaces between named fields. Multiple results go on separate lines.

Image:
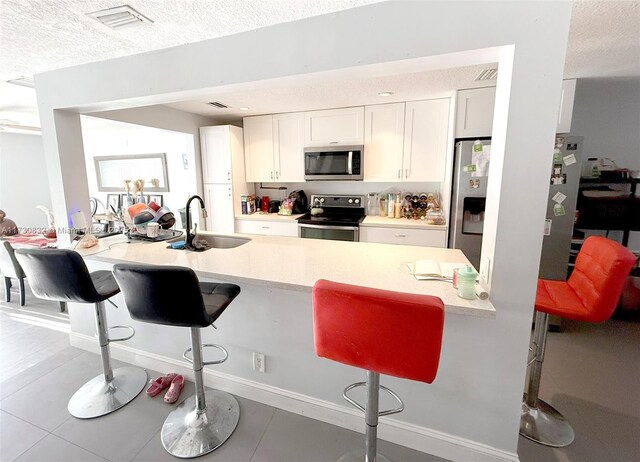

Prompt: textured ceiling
xmin=1 ymin=0 xmax=638 ymax=130
xmin=0 ymin=0 xmax=381 ymax=81
xmin=165 ymin=63 xmax=499 ymax=120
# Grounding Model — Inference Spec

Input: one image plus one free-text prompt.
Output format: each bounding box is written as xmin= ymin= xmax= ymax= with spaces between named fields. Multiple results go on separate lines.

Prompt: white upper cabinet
xmin=244 ymin=115 xmax=275 ymax=182
xmin=556 ymin=79 xmax=576 ymax=134
xmin=456 ymin=80 xmax=577 ymax=137
xmin=304 ymin=107 xmax=365 ymax=146
xmin=363 ymin=103 xmax=406 ymax=181
xmin=363 ymin=99 xmax=451 ymax=183
xmin=200 ymin=126 xmax=233 ymax=183
xmin=455 ymin=87 xmax=496 ymax=138
xmin=273 ymin=112 xmax=305 ymax=182
xmin=244 ymin=113 xmax=305 ymax=183
xmin=402 ymin=98 xmax=451 ymax=182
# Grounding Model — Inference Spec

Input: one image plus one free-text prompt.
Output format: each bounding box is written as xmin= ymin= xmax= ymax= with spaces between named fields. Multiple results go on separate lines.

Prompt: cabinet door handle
xmin=405 ymin=169 xmax=410 ymax=179
xmin=271 ymin=171 xmax=274 ymax=180
xmin=261 ymin=226 xmax=271 ymax=229
xmin=395 ymin=234 xmax=407 ymax=238
xmin=227 ymin=172 xmax=231 ymax=180
xmin=330 ymin=141 xmax=338 ymax=144
xmin=397 ymin=169 xmax=401 ymax=179
xmin=276 ymin=171 xmax=279 ymax=179
xmin=228 ymin=188 xmax=231 ymax=197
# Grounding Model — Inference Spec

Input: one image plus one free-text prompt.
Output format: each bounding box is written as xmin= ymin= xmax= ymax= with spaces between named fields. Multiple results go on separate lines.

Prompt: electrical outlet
xmin=253 ymin=352 xmax=266 ymax=372
xmin=480 ymin=256 xmax=491 ymax=283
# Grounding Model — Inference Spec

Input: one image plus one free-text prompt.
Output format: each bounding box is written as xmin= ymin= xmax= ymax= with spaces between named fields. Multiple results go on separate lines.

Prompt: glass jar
xmin=425 ymin=208 xmax=446 ymax=225
xmin=366 ymin=193 xmax=379 ymax=216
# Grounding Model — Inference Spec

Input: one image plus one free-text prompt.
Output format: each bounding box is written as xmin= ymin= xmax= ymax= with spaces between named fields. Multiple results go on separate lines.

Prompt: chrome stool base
xmin=68 ymin=366 xmax=147 ymax=419
xmin=520 ymin=394 xmax=575 ymax=447
xmin=161 ymin=389 xmax=240 ymax=458
xmin=338 ymin=449 xmax=391 ymax=462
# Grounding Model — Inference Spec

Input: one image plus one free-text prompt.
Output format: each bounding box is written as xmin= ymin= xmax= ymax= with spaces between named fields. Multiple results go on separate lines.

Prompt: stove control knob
xmin=348 ymin=199 xmax=353 ymax=203
xmin=320 ymin=198 xmax=325 ymax=203
xmin=354 ymin=199 xmax=360 ymax=204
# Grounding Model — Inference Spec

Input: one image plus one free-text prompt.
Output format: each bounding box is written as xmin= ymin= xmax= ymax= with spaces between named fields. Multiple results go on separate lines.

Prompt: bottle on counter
xmin=457 ymin=266 xmax=478 ymax=300
xmin=379 ymin=197 xmax=387 ymax=217
xmin=394 ymin=200 xmax=402 ymax=218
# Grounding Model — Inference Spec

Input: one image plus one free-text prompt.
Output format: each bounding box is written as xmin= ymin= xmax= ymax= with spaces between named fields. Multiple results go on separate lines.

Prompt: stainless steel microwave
xmin=304 ymin=146 xmax=363 ymax=181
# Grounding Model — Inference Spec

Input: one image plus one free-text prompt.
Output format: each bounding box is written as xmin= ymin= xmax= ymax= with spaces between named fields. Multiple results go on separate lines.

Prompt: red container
xmin=261 ymin=196 xmax=270 ymax=212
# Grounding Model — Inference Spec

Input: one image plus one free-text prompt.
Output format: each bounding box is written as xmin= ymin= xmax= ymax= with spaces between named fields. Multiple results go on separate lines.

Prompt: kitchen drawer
xmin=235 ymin=219 xmax=298 ymax=237
xmin=360 ymin=226 xmax=446 ymax=247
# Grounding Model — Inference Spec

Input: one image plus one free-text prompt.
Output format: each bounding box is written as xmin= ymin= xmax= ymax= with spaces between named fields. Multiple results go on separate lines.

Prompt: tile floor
xmin=0 ymin=282 xmax=638 ymax=462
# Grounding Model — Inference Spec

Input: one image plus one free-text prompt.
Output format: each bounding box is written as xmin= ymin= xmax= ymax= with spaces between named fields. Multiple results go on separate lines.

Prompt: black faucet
xmin=185 ymin=195 xmax=208 ymax=249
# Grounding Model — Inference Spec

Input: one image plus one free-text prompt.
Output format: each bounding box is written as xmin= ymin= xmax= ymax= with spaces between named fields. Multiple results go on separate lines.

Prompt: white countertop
xmin=362 ymin=216 xmax=448 ymax=230
xmin=79 ymin=233 xmax=494 ymax=318
xmin=235 ymin=213 xmax=303 ymax=222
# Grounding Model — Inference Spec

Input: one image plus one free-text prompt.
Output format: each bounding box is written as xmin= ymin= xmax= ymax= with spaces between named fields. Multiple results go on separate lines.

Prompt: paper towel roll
xmin=475 ymin=284 xmax=489 ymax=300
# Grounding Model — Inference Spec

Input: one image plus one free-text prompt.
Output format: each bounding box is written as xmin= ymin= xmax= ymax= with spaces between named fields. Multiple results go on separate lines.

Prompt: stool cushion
xmin=113 ymin=264 xmax=240 ymax=328
xmin=200 ymin=282 xmax=241 ymax=323
xmin=90 ymin=271 xmax=121 ymax=300
xmin=312 ymin=279 xmax=444 ymax=384
xmin=535 ymin=236 xmax=637 ymax=322
xmin=15 ymin=249 xmax=118 ymax=303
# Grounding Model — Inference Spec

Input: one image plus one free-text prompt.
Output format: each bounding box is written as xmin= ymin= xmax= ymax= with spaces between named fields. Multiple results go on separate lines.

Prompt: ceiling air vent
xmin=207 ymin=102 xmax=229 ymax=109
xmin=475 ymin=68 xmax=498 ymax=81
xmin=87 ymin=5 xmax=153 ymax=29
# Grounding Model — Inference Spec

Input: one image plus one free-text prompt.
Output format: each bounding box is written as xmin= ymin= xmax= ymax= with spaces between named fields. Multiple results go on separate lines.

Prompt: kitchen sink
xmin=195 ymin=235 xmax=250 ymax=249
xmin=169 ymin=234 xmax=251 ymax=250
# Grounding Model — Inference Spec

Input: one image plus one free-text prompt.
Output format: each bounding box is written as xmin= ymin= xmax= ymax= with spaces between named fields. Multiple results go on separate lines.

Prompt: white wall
xmin=87 ymin=105 xmax=222 ymax=201
xmin=0 ymin=132 xmax=51 ymax=229
xmin=34 ymin=2 xmax=573 ymax=459
xmin=81 ymin=117 xmax=197 ymax=227
xmin=571 ymin=78 xmax=640 ymax=170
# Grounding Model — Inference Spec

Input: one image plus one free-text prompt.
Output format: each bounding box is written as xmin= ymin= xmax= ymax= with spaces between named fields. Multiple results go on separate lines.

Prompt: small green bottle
xmin=457 ymin=266 xmax=477 ymax=300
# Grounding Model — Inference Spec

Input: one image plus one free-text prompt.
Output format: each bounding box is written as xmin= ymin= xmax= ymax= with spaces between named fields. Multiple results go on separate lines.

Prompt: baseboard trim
xmin=70 ymin=332 xmax=519 ymax=462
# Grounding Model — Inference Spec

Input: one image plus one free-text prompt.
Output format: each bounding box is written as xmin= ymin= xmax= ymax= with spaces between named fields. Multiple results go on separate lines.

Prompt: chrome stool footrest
xmin=183 ymin=344 xmax=229 ymax=365
xmin=343 ymin=381 xmax=405 ymax=416
xmin=107 ymin=325 xmax=135 ymax=342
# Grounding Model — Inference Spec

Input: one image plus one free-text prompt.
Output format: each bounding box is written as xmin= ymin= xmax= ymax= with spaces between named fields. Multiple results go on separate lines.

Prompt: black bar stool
xmin=15 ymin=249 xmax=147 ymax=418
xmin=113 ymin=263 xmax=241 ymax=459
xmin=0 ymin=242 xmax=26 ymax=306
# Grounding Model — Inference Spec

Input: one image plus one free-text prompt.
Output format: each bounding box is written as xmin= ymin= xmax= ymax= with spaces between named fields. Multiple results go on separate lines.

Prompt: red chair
xmin=520 ymin=236 xmax=637 ymax=447
xmin=313 ymin=279 xmax=444 ymax=462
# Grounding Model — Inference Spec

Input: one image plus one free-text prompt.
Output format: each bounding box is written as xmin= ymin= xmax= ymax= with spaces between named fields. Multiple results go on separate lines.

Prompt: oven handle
xmin=347 ymin=151 xmax=353 ymax=175
xmin=298 ymin=224 xmax=359 ymax=231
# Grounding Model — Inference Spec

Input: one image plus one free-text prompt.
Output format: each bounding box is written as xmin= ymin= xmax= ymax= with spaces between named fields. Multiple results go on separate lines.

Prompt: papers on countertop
xmin=407 ymin=260 xmax=467 ymax=280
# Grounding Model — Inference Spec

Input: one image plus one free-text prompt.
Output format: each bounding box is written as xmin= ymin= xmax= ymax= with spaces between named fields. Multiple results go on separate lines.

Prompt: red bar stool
xmin=521 ymin=236 xmax=637 ymax=447
xmin=313 ymin=279 xmax=445 ymax=462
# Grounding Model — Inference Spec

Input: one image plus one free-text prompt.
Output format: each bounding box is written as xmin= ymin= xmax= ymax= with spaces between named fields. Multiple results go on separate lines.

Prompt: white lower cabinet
xmin=204 ymin=184 xmax=234 ymax=234
xmin=235 ymin=219 xmax=298 ymax=237
xmin=360 ymin=226 xmax=447 ymax=247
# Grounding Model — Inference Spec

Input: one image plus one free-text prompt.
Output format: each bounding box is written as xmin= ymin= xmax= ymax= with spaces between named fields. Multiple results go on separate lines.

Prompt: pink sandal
xmin=164 ymin=375 xmax=185 ymax=404
xmin=146 ymin=373 xmax=178 ymax=397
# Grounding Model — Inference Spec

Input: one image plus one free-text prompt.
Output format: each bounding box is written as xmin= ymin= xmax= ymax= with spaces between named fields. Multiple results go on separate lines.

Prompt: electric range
xmin=297 ymin=195 xmax=365 ymax=242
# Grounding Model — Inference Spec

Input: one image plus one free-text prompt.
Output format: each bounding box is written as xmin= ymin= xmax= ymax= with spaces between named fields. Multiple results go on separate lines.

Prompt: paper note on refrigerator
xmin=552 ymin=192 xmax=567 ymax=204
xmin=563 ymin=154 xmax=576 ymax=166
xmin=472 ymin=145 xmax=491 ymax=177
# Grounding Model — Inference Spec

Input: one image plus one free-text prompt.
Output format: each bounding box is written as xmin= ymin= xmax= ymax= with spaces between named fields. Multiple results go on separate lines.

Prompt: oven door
xmin=298 ymin=224 xmax=359 ymax=242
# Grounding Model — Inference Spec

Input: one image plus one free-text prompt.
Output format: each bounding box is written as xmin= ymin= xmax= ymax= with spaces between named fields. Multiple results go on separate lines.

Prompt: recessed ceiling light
xmin=378 ymin=91 xmax=393 ymax=97
xmin=239 ymin=107 xmax=249 ymax=111
xmin=87 ymin=5 xmax=153 ymax=30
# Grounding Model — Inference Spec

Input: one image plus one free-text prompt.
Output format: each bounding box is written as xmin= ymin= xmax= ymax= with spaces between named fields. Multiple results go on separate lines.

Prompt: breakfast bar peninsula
xmin=71 ymin=233 xmax=508 ymax=461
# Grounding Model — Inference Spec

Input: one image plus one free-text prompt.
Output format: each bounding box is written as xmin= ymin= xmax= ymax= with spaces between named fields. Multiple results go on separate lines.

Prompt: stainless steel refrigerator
xmin=449 ymin=136 xmax=584 ymax=280
xmin=449 ymin=139 xmax=491 ymax=270
xmin=539 ymin=136 xmax=584 ymax=280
